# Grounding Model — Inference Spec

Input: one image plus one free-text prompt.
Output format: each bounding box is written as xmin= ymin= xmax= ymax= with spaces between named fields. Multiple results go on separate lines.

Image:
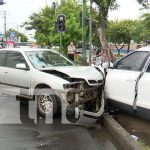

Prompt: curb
xmin=103 ymin=113 xmax=144 ymax=150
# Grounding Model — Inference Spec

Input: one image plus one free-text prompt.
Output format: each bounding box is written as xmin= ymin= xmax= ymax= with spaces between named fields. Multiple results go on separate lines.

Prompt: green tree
xmin=133 ymin=13 xmax=150 ymax=43
xmin=106 ymin=20 xmax=137 ymax=53
xmin=91 ymin=0 xmax=149 ymax=60
xmin=51 ymin=0 xmax=82 ymax=53
xmin=92 ymin=0 xmax=119 ymax=61
xmin=24 ymin=6 xmax=55 ymax=47
xmin=137 ymin=0 xmax=150 ymax=8
xmin=6 ymin=29 xmax=28 ymax=42
xmin=24 ymin=0 xmax=82 ymax=54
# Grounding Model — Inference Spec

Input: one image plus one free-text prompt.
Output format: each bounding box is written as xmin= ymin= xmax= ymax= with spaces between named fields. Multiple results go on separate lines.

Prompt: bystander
xmin=67 ymin=42 xmax=76 ymax=61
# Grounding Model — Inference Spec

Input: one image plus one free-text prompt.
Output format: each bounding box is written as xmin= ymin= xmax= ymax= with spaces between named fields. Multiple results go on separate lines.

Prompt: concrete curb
xmin=103 ymin=113 xmax=144 ymax=150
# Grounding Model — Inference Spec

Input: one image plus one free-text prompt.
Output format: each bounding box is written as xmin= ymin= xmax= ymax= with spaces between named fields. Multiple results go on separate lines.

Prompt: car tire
xmin=35 ymin=88 xmax=58 ymax=117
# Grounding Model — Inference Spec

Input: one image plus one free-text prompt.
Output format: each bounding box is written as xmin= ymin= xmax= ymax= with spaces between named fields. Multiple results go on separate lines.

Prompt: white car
xmin=104 ymin=46 xmax=150 ymax=120
xmin=0 ymin=48 xmax=105 ymax=125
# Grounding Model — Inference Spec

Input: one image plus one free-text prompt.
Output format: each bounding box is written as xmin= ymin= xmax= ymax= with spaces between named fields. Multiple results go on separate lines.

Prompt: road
xmin=0 ymin=93 xmax=120 ymax=150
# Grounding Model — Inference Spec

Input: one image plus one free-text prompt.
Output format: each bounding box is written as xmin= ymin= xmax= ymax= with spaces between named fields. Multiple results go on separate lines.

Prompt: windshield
xmin=26 ymin=50 xmax=74 ymax=69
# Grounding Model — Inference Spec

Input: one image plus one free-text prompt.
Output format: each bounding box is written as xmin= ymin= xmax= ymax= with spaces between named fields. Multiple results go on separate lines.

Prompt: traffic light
xmin=57 ymin=14 xmax=66 ymax=32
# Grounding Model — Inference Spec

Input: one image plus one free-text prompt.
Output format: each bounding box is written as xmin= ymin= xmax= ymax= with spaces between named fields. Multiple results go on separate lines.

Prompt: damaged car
xmin=103 ymin=46 xmax=150 ymax=120
xmin=0 ymin=48 xmax=105 ymax=125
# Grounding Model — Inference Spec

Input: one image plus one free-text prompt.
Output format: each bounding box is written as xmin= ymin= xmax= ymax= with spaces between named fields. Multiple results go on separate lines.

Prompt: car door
xmin=3 ymin=51 xmax=31 ymax=96
xmin=136 ymin=60 xmax=150 ymax=117
xmin=105 ymin=51 xmax=149 ymax=106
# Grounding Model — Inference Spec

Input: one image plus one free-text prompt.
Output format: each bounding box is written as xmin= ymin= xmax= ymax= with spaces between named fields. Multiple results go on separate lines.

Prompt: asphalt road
xmin=0 ymin=93 xmax=119 ymax=150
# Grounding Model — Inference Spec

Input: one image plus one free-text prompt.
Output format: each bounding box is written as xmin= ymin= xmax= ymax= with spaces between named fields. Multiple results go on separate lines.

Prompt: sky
xmin=0 ymin=0 xmax=149 ymax=39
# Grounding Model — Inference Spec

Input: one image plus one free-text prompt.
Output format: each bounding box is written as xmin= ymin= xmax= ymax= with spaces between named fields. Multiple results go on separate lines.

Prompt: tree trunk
xmin=97 ymin=22 xmax=115 ymax=62
xmin=127 ymin=40 xmax=130 ymax=53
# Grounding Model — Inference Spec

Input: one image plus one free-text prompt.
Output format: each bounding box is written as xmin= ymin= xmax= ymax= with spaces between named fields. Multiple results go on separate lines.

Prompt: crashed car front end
xmin=40 ymin=66 xmax=105 ymax=126
xmin=62 ymin=78 xmax=105 ymax=125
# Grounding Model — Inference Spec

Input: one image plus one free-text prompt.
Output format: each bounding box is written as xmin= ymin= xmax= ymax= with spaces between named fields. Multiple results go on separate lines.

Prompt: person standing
xmin=67 ymin=42 xmax=76 ymax=61
xmin=95 ymin=49 xmax=103 ymax=66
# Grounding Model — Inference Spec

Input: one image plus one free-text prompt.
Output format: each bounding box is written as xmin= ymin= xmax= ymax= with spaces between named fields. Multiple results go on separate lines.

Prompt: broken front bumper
xmin=59 ymin=86 xmax=105 ymax=126
xmin=75 ymin=91 xmax=105 ymax=126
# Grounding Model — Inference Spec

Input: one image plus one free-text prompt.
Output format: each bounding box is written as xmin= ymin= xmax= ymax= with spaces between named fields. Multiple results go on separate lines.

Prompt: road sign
xmin=0 ymin=32 xmax=4 ymax=37
xmin=10 ymin=32 xmax=15 ymax=37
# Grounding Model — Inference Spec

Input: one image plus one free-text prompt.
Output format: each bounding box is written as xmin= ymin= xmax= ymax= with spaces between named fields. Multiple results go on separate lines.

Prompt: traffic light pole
xmin=57 ymin=14 xmax=66 ymax=53
xmin=59 ymin=32 xmax=62 ymax=53
xmin=82 ymin=0 xmax=87 ymax=63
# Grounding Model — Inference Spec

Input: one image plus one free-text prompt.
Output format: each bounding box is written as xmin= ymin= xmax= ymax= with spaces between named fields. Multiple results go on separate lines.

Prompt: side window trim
xmin=140 ymin=52 xmax=150 ymax=71
xmin=115 ymin=51 xmax=149 ymax=71
xmin=145 ymin=55 xmax=150 ymax=73
xmin=5 ymin=51 xmax=30 ymax=70
xmin=113 ymin=52 xmax=135 ymax=69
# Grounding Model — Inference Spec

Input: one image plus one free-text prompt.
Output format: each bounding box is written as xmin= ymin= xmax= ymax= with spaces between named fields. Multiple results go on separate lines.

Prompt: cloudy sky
xmin=0 ymin=0 xmax=149 ymax=37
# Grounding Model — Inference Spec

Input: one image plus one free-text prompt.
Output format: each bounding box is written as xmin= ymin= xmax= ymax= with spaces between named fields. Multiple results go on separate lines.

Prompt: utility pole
xmin=89 ymin=0 xmax=92 ymax=66
xmin=4 ymin=11 xmax=6 ymax=37
xmin=16 ymin=25 xmax=19 ymax=46
xmin=52 ymin=2 xmax=56 ymax=15
xmin=82 ymin=0 xmax=87 ymax=63
xmin=3 ymin=11 xmax=7 ymax=46
xmin=0 ymin=11 xmax=7 ymax=45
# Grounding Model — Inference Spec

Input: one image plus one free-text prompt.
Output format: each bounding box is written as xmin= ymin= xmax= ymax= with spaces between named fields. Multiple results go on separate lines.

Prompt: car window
xmin=146 ymin=63 xmax=150 ymax=73
xmin=116 ymin=51 xmax=148 ymax=71
xmin=0 ymin=51 xmax=6 ymax=66
xmin=6 ymin=52 xmax=26 ymax=69
xmin=26 ymin=51 xmax=74 ymax=69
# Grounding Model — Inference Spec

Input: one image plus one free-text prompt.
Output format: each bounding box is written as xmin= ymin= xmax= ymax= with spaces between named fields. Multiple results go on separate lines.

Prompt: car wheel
xmin=35 ymin=89 xmax=58 ymax=117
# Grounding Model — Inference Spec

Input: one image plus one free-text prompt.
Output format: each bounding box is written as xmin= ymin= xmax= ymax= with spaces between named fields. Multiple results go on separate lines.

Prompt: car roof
xmin=137 ymin=46 xmax=150 ymax=52
xmin=0 ymin=48 xmax=59 ymax=53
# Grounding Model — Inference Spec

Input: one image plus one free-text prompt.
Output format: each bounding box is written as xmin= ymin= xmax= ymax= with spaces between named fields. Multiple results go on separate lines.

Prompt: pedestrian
xmin=101 ymin=49 xmax=109 ymax=63
xmin=67 ymin=42 xmax=76 ymax=61
xmin=95 ymin=49 xmax=103 ymax=66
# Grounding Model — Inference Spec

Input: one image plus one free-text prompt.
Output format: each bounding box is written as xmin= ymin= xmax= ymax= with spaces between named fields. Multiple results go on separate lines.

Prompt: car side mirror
xmin=16 ymin=63 xmax=28 ymax=70
xmin=101 ymin=62 xmax=113 ymax=69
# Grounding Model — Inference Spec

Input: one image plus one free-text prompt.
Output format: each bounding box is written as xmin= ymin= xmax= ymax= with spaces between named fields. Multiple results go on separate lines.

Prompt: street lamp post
xmin=89 ymin=0 xmax=93 ymax=66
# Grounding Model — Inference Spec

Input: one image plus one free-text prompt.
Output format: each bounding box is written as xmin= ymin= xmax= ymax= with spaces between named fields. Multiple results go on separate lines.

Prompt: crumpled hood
xmin=40 ymin=66 xmax=103 ymax=83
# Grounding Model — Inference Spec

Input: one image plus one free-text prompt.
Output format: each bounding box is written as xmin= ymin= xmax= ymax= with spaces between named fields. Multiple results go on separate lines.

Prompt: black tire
xmin=35 ymin=88 xmax=58 ymax=117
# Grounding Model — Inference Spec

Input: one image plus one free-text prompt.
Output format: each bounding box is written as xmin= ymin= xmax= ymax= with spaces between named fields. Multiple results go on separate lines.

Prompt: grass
xmin=139 ymin=140 xmax=150 ymax=150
